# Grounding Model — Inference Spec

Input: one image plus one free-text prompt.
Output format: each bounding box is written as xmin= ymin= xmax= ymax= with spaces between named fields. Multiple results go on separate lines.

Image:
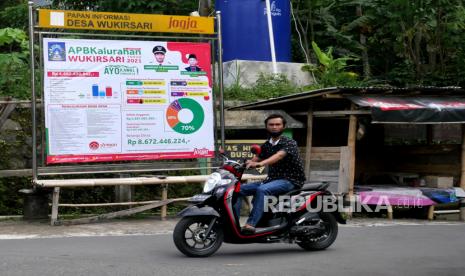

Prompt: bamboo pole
xmin=35 ymin=174 xmax=267 ymax=188
xmin=57 ymin=198 xmax=189 ymax=207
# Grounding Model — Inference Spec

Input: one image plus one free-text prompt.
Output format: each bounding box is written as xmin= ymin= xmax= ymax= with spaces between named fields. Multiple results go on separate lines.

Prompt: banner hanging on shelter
xmin=349 ymin=96 xmax=465 ymax=123
xmin=43 ymin=38 xmax=214 ymax=164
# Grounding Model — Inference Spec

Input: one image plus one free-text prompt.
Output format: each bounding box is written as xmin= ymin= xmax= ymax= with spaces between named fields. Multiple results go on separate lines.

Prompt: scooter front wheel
xmin=173 ymin=216 xmax=223 ymax=257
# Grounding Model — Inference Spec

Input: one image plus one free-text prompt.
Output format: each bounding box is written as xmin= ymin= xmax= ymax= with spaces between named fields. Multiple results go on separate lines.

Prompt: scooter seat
xmin=284 ymin=182 xmax=329 ymax=196
xmin=301 ymin=182 xmax=330 ymax=191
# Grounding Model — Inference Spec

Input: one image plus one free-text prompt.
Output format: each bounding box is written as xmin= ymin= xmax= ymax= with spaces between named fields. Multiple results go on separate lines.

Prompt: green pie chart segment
xmin=167 ymin=98 xmax=204 ymax=134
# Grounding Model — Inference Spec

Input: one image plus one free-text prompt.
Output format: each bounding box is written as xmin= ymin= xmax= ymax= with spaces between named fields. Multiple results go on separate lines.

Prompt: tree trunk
xmin=198 ymin=0 xmax=211 ymax=16
xmin=357 ymin=5 xmax=371 ymax=78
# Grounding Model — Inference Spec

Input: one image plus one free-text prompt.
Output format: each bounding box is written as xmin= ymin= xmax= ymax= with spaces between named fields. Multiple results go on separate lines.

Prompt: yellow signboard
xmin=38 ymin=9 xmax=215 ymax=34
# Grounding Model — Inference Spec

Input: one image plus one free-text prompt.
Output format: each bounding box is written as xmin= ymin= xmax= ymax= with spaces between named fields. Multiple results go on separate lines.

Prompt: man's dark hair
xmin=264 ymin=114 xmax=287 ymax=127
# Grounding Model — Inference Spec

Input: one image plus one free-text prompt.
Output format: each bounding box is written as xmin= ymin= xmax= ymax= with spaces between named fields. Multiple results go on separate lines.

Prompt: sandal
xmin=241 ymin=224 xmax=256 ymax=233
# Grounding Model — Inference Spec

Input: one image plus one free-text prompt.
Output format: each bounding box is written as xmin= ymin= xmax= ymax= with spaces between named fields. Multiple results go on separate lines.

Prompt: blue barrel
xmin=216 ymin=0 xmax=291 ymax=62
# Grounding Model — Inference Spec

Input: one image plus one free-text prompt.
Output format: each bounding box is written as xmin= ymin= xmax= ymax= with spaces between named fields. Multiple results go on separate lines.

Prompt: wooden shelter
xmin=230 ymin=87 xmax=465 ymax=219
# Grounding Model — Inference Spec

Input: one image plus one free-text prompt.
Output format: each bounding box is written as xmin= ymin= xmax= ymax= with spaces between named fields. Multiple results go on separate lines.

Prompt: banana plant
xmin=302 ymin=41 xmax=359 ymax=87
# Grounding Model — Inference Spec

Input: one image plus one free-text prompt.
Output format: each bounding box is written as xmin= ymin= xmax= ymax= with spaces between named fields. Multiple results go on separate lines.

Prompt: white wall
xmin=221 ymin=60 xmax=315 ymax=88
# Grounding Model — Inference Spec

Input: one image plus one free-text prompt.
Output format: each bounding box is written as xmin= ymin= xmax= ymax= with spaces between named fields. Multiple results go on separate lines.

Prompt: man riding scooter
xmin=234 ymin=114 xmax=306 ymax=233
xmin=174 ymin=113 xmax=342 ymax=257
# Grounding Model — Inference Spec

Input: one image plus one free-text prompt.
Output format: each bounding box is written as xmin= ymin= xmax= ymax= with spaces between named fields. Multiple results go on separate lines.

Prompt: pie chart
xmin=166 ymin=98 xmax=204 ymax=134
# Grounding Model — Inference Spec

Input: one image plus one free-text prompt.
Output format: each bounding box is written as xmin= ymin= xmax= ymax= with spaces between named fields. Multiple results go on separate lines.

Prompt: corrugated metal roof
xmin=228 ymin=86 xmax=465 ymax=110
xmin=228 ymin=87 xmax=339 ymax=110
xmin=339 ymin=86 xmax=464 ymax=93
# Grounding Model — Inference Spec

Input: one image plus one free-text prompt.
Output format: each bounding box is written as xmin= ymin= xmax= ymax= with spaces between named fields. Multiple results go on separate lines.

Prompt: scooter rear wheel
xmin=297 ymin=212 xmax=338 ymax=251
xmin=173 ymin=216 xmax=223 ymax=257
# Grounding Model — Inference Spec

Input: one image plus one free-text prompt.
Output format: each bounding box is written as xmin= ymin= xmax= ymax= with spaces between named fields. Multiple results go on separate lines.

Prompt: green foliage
xmin=301 ymin=41 xmax=361 ymax=87
xmin=0 ymin=27 xmax=30 ymax=99
xmin=0 ymin=177 xmax=30 ymax=215
xmin=254 ymin=74 xmax=297 ymax=97
xmin=0 ymin=1 xmax=28 ymax=30
xmin=291 ymin=0 xmax=465 ymax=86
xmin=225 ymin=73 xmax=299 ymax=101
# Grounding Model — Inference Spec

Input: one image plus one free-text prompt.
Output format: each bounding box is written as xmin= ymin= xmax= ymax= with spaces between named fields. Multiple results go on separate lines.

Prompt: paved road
xmin=1 ymin=223 xmax=464 ymax=276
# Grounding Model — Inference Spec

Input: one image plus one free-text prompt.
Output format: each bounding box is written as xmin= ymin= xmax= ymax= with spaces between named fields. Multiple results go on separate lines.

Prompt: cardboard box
xmin=424 ymin=176 xmax=454 ymax=189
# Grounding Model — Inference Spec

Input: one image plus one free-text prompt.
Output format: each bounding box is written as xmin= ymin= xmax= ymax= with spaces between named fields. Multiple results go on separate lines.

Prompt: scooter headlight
xmin=203 ymin=172 xmax=232 ymax=193
xmin=203 ymin=172 xmax=222 ymax=193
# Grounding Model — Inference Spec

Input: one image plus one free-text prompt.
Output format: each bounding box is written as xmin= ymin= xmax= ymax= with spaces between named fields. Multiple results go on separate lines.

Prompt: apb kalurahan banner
xmin=349 ymin=96 xmax=465 ymax=123
xmin=43 ymin=38 xmax=214 ymax=164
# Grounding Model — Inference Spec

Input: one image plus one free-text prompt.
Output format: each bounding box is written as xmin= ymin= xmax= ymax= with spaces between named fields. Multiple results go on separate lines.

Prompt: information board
xmin=38 ymin=9 xmax=214 ymax=34
xmin=43 ymin=38 xmax=214 ymax=163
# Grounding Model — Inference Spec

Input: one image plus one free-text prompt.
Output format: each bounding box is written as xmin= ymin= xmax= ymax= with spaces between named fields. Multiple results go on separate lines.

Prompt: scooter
xmin=173 ymin=145 xmax=346 ymax=257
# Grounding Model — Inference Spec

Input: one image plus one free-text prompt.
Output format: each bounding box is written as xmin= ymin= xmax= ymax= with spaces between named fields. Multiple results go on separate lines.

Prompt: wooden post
xmin=338 ymin=147 xmax=351 ymax=194
xmin=387 ymin=205 xmax=393 ymax=220
xmin=198 ymin=158 xmax=208 ymax=175
xmin=347 ymin=104 xmax=358 ymax=217
xmin=115 ymin=174 xmax=133 ymax=208
xmin=51 ymin=187 xmax=60 ymax=226
xmin=460 ymin=199 xmax=465 ymax=222
xmin=460 ymin=125 xmax=465 ymax=221
xmin=461 ymin=125 xmax=465 ymax=189
xmin=427 ymin=205 xmax=435 ymax=220
xmin=161 ymin=184 xmax=168 ymax=220
xmin=304 ymin=106 xmax=314 ymax=180
xmin=207 ymin=158 xmax=212 ymax=175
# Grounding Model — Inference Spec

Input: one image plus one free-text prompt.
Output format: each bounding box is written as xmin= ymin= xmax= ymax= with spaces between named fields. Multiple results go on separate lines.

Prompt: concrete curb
xmin=1 ymin=217 xmax=464 ymax=240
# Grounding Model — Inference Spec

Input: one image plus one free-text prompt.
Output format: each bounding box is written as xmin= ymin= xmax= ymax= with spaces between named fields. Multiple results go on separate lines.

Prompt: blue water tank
xmin=216 ymin=0 xmax=291 ymax=62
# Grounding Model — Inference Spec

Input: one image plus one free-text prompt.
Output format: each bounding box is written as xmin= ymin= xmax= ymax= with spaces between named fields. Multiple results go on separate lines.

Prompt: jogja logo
xmin=168 ymin=16 xmax=198 ymax=30
xmin=263 ymin=1 xmax=282 ymax=16
xmin=48 ymin=42 xmax=66 ymax=61
xmin=89 ymin=141 xmax=100 ymax=150
xmin=193 ymin=148 xmax=209 ymax=156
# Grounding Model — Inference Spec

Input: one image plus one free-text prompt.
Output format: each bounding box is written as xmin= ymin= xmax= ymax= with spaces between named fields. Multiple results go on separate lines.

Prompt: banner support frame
xmin=216 ymin=11 xmax=225 ymax=150
xmin=28 ymin=6 xmax=225 ymax=181
xmin=29 ymin=1 xmax=39 ymax=182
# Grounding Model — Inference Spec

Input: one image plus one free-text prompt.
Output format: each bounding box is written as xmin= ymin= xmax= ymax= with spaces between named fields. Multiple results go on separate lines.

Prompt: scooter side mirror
xmin=250 ymin=144 xmax=261 ymax=155
xmin=218 ymin=147 xmax=228 ymax=161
